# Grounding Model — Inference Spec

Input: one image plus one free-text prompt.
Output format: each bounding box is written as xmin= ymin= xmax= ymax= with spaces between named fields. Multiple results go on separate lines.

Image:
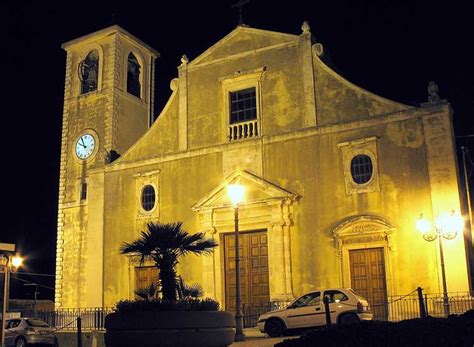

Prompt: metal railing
xmin=38 ymin=307 xmax=114 ymax=331
xmin=373 ymin=291 xmax=473 ymax=321
xmin=243 ymin=300 xmax=291 ymax=327
xmin=242 ymin=291 xmax=474 ymax=327
xmin=34 ymin=291 xmax=474 ymax=330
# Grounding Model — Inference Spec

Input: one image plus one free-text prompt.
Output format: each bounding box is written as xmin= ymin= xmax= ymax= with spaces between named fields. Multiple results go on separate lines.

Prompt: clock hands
xmin=80 ymin=138 xmax=87 ymax=148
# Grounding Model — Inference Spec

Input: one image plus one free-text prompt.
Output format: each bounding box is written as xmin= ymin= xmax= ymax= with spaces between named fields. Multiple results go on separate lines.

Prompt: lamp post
xmin=227 ymin=184 xmax=246 ymax=342
xmin=416 ymin=211 xmax=463 ymax=317
xmin=0 ymin=247 xmax=23 ymax=347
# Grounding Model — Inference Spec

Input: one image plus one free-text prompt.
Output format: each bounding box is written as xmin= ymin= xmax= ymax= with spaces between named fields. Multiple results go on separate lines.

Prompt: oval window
xmin=350 ymin=154 xmax=373 ymax=184
xmin=141 ymin=185 xmax=156 ymax=211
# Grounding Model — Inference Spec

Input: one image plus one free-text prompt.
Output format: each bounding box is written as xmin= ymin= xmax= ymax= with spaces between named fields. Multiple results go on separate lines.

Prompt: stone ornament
xmin=428 ymin=81 xmax=440 ymax=103
xmin=313 ymin=43 xmax=324 ymax=57
xmin=170 ymin=78 xmax=179 ymax=91
xmin=180 ymin=54 xmax=189 ymax=66
xmin=301 ymin=21 xmax=311 ymax=34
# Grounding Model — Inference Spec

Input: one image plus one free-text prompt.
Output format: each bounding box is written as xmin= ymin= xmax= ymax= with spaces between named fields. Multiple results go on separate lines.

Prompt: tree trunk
xmin=158 ymin=258 xmax=177 ymax=301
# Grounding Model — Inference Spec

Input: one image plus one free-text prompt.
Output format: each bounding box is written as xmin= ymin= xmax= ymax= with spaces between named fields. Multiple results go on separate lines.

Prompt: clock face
xmin=75 ymin=133 xmax=96 ymax=160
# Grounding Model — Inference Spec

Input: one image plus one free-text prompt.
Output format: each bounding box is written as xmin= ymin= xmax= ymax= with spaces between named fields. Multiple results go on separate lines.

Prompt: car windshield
xmin=26 ymin=319 xmax=49 ymax=327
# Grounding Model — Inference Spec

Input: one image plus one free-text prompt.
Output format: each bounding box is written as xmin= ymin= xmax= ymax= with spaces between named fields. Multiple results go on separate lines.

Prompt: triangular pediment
xmin=190 ymin=26 xmax=299 ymax=66
xmin=333 ymin=215 xmax=396 ymax=238
xmin=192 ymin=170 xmax=298 ymax=211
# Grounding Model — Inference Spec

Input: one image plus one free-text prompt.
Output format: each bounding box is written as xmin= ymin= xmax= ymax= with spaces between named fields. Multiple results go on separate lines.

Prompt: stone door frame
xmin=332 ymin=215 xmax=396 ymax=298
xmin=192 ymin=170 xmax=298 ymax=306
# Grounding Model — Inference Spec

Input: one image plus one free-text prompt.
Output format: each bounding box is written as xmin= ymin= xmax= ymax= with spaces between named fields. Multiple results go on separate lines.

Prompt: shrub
xmin=115 ymin=297 xmax=220 ymax=314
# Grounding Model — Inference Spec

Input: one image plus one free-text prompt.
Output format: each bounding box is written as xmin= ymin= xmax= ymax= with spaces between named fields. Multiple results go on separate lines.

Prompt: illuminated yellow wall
xmin=56 ymin=25 xmax=471 ymax=309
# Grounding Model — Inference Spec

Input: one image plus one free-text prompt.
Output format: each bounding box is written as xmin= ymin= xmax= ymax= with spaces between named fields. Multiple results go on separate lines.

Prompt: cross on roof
xmin=232 ymin=0 xmax=250 ymax=26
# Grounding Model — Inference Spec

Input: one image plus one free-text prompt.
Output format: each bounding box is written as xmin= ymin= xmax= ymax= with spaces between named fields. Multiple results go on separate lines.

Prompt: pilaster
xmin=422 ymin=105 xmax=469 ymax=292
xmin=55 ymin=52 xmax=73 ymax=308
xmin=299 ymin=23 xmax=317 ymax=128
xmin=178 ymin=55 xmax=189 ymax=151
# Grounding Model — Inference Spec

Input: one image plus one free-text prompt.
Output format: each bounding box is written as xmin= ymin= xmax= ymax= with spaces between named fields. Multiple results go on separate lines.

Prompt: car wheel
xmin=265 ymin=318 xmax=285 ymax=337
xmin=338 ymin=313 xmax=360 ymax=325
xmin=15 ymin=336 xmax=27 ymax=347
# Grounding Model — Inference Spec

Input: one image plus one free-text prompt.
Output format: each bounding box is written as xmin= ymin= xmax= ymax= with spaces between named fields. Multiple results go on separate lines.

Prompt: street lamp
xmin=416 ymin=210 xmax=463 ymax=316
xmin=0 ymin=249 xmax=23 ymax=346
xmin=227 ymin=184 xmax=246 ymax=342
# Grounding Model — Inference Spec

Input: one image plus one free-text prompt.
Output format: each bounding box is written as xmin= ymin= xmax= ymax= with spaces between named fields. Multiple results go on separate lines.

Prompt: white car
xmin=5 ymin=318 xmax=58 ymax=347
xmin=257 ymin=288 xmax=373 ymax=337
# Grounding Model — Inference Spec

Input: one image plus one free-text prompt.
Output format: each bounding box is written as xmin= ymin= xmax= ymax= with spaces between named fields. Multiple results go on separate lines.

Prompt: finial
xmin=301 ymin=21 xmax=311 ymax=34
xmin=232 ymin=0 xmax=250 ymax=26
xmin=110 ymin=8 xmax=120 ymax=26
xmin=180 ymin=54 xmax=189 ymax=66
xmin=427 ymin=81 xmax=440 ymax=103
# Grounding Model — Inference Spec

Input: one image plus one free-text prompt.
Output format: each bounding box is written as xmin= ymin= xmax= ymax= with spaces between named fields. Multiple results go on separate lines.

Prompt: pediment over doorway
xmin=333 ymin=215 xmax=396 ymax=238
xmin=192 ymin=170 xmax=298 ymax=212
xmin=332 ymin=215 xmax=396 ymax=249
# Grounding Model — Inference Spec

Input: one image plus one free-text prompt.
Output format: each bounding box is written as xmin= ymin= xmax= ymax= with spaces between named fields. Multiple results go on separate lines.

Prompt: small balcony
xmin=229 ymin=119 xmax=259 ymax=142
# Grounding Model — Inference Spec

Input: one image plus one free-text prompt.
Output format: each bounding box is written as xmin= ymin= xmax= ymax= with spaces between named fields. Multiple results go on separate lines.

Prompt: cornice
xmin=95 ymin=104 xmax=449 ymax=174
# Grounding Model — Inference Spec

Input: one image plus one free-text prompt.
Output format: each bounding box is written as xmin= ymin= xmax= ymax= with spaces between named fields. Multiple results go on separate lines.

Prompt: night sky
xmin=3 ymin=1 xmax=473 ymax=302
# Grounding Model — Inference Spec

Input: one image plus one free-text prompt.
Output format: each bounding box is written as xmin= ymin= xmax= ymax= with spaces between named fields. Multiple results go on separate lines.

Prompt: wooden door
xmin=349 ymin=248 xmax=388 ymax=320
xmin=224 ymin=230 xmax=269 ymax=310
xmin=135 ymin=266 xmax=159 ymax=299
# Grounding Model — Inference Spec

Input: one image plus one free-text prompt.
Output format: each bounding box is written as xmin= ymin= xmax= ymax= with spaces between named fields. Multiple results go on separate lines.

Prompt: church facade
xmin=55 ymin=24 xmax=472 ymax=318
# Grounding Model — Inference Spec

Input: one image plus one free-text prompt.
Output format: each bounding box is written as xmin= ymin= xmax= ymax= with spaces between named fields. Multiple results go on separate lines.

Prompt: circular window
xmin=141 ymin=185 xmax=156 ymax=211
xmin=350 ymin=154 xmax=373 ymax=184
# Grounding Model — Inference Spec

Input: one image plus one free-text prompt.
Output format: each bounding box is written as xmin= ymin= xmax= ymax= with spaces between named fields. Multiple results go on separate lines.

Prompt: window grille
xmin=230 ymin=88 xmax=256 ymax=124
xmin=350 ymin=155 xmax=373 ymax=184
xmin=141 ymin=185 xmax=155 ymax=211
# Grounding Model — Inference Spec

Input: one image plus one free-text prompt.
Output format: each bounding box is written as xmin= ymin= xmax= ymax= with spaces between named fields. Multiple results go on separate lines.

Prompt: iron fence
xmin=379 ymin=291 xmax=474 ymax=321
xmin=34 ymin=291 xmax=474 ymax=330
xmin=242 ymin=291 xmax=474 ymax=327
xmin=37 ymin=307 xmax=114 ymax=331
xmin=242 ymin=300 xmax=291 ymax=327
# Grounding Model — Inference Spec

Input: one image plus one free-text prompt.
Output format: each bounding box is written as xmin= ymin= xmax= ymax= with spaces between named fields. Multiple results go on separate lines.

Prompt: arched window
xmin=79 ymin=50 xmax=99 ymax=94
xmin=127 ymin=53 xmax=141 ymax=98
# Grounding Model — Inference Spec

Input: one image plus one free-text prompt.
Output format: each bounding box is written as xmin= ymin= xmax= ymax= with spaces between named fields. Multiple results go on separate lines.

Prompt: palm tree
xmin=120 ymin=222 xmax=217 ymax=301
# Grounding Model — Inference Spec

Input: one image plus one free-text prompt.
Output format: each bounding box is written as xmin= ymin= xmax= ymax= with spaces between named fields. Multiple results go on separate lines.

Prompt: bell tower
xmin=56 ymin=26 xmax=159 ymax=308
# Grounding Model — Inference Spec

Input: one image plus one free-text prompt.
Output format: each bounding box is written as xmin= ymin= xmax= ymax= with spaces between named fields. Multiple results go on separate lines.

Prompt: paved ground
xmin=230 ymin=328 xmax=298 ymax=346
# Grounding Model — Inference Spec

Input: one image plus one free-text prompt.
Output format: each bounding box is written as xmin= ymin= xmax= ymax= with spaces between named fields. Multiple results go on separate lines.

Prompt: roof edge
xmin=61 ymin=25 xmax=159 ymax=58
xmin=190 ymin=25 xmax=299 ymax=66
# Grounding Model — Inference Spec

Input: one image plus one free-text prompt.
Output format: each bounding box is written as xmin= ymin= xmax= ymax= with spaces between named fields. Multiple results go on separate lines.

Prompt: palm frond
xmin=182 ymin=283 xmax=204 ymax=298
xmin=180 ymin=236 xmax=218 ymax=256
xmin=134 ymin=282 xmax=159 ymax=301
xmin=119 ymin=221 xmax=217 ymax=301
xmin=177 ymin=276 xmax=204 ymax=298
